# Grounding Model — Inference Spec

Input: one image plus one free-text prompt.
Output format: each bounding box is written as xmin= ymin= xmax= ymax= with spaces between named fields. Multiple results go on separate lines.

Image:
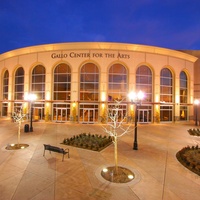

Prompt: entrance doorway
xmin=33 ymin=107 xmax=44 ymax=121
xmin=79 ymin=104 xmax=98 ymax=123
xmin=108 ymin=104 xmax=127 ymax=123
xmin=82 ymin=109 xmax=95 ymax=123
xmin=55 ymin=108 xmax=67 ymax=122
xmin=53 ymin=103 xmax=70 ymax=122
xmin=109 ymin=108 xmax=126 ymax=122
xmin=31 ymin=103 xmax=45 ymax=121
xmin=2 ymin=103 xmax=8 ymax=117
xmin=138 ymin=109 xmax=150 ymax=123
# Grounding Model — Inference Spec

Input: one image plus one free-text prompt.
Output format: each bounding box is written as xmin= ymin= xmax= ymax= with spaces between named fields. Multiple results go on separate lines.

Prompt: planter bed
xmin=62 ymin=133 xmax=113 ymax=152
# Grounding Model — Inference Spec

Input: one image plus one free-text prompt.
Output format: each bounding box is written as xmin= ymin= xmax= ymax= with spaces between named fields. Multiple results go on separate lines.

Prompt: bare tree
xmin=12 ymin=107 xmax=26 ymax=145
xmin=102 ymin=99 xmax=132 ymax=173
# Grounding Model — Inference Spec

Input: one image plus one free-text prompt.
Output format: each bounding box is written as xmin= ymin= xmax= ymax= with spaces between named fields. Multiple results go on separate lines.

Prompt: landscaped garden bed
xmin=187 ymin=128 xmax=200 ymax=136
xmin=62 ymin=133 xmax=113 ymax=151
xmin=176 ymin=145 xmax=200 ymax=176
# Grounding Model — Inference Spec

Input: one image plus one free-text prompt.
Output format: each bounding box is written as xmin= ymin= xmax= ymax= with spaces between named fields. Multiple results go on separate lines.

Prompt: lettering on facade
xmin=51 ymin=52 xmax=130 ymax=59
xmin=51 ymin=53 xmax=68 ymax=59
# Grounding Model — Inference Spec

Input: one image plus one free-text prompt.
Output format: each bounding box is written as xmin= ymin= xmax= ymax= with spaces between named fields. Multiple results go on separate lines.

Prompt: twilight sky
xmin=1 ymin=0 xmax=200 ymax=54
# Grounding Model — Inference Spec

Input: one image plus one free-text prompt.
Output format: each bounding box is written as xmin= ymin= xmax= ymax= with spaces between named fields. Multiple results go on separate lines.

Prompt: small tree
xmin=12 ymin=107 xmax=26 ymax=145
xmin=102 ymin=100 xmax=132 ymax=173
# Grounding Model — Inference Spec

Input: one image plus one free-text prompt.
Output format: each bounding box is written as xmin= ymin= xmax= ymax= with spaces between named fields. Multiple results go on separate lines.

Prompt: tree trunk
xmin=114 ymin=135 xmax=118 ymax=174
xmin=18 ymin=120 xmax=21 ymax=145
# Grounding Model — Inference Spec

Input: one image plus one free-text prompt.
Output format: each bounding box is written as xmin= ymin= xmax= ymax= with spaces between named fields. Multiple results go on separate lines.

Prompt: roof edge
xmin=0 ymin=42 xmax=198 ymax=62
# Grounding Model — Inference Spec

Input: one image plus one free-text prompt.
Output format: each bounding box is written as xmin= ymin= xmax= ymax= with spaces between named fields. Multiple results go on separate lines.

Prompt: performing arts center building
xmin=0 ymin=42 xmax=199 ymax=124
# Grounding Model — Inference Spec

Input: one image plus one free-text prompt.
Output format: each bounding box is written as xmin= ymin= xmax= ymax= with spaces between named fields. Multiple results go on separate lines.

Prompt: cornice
xmin=0 ymin=42 xmax=198 ymax=63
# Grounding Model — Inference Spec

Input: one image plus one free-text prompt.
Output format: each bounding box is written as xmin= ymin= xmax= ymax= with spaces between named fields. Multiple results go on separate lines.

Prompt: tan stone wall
xmin=0 ymin=43 xmax=197 ymax=122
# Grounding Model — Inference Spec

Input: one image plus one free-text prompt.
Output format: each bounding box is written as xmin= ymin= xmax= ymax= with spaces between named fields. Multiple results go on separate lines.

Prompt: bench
xmin=43 ymin=144 xmax=70 ymax=161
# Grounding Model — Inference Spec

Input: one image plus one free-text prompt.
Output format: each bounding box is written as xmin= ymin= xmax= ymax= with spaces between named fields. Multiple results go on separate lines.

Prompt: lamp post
xmin=27 ymin=94 xmax=37 ymax=132
xmin=194 ymin=99 xmax=199 ymax=126
xmin=129 ymin=91 xmax=144 ymax=150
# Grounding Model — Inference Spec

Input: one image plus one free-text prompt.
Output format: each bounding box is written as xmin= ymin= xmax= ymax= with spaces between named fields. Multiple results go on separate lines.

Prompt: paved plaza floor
xmin=0 ymin=118 xmax=200 ymax=200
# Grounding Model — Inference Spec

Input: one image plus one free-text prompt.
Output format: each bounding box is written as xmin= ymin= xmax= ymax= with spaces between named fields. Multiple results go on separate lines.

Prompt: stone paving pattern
xmin=0 ymin=119 xmax=200 ymax=200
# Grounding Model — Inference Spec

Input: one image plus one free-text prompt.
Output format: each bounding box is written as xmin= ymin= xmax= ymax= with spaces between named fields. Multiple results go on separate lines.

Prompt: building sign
xmin=51 ymin=52 xmax=130 ymax=59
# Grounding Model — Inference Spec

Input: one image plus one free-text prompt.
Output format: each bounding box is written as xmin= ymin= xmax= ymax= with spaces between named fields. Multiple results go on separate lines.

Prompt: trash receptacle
xmin=24 ymin=124 xmax=29 ymax=132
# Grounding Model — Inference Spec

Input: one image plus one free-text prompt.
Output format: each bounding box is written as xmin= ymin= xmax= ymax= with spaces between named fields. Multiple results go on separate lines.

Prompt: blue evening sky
xmin=0 ymin=0 xmax=200 ymax=54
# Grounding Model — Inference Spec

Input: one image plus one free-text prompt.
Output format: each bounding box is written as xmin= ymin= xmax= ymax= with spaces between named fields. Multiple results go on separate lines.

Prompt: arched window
xmin=3 ymin=70 xmax=9 ymax=100
xmin=108 ymin=63 xmax=127 ymax=101
xmin=160 ymin=68 xmax=173 ymax=102
xmin=32 ymin=65 xmax=46 ymax=100
xmin=160 ymin=68 xmax=173 ymax=121
xmin=54 ymin=63 xmax=71 ymax=100
xmin=80 ymin=63 xmax=99 ymax=101
xmin=180 ymin=71 xmax=187 ymax=103
xmin=180 ymin=71 xmax=188 ymax=120
xmin=2 ymin=70 xmax=9 ymax=116
xmin=136 ymin=65 xmax=152 ymax=102
xmin=15 ymin=67 xmax=24 ymax=100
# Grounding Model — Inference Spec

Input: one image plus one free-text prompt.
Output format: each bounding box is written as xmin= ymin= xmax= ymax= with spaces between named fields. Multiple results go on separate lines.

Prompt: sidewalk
xmin=0 ymin=119 xmax=200 ymax=200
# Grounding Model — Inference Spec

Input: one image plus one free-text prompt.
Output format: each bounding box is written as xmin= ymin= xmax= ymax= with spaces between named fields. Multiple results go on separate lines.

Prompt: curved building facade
xmin=0 ymin=42 xmax=197 ymax=124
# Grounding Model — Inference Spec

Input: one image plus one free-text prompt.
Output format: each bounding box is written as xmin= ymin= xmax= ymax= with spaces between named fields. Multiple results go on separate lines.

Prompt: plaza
xmin=0 ymin=118 xmax=200 ymax=200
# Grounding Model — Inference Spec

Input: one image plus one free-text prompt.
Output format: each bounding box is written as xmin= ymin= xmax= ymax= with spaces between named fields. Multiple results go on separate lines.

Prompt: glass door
xmin=33 ymin=108 xmax=44 ymax=121
xmin=108 ymin=104 xmax=127 ymax=123
xmin=79 ymin=103 xmax=99 ymax=123
xmin=2 ymin=103 xmax=8 ymax=117
xmin=138 ymin=109 xmax=149 ymax=123
xmin=55 ymin=108 xmax=67 ymax=122
xmin=53 ymin=103 xmax=70 ymax=122
xmin=109 ymin=109 xmax=126 ymax=122
xmin=82 ymin=108 xmax=95 ymax=123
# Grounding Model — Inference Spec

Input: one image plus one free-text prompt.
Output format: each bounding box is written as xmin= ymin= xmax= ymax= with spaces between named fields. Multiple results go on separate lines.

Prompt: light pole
xmin=129 ymin=91 xmax=144 ymax=150
xmin=194 ymin=99 xmax=199 ymax=126
xmin=27 ymin=94 xmax=37 ymax=132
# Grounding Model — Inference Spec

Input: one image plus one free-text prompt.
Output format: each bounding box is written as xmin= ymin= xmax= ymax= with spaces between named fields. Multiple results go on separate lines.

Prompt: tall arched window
xmin=2 ymin=70 xmax=9 ymax=116
xmin=3 ymin=70 xmax=9 ymax=100
xmin=136 ymin=65 xmax=152 ymax=102
xmin=32 ymin=65 xmax=45 ymax=100
xmin=108 ymin=63 xmax=127 ymax=101
xmin=135 ymin=65 xmax=152 ymax=123
xmin=160 ymin=68 xmax=173 ymax=121
xmin=160 ymin=68 xmax=173 ymax=102
xmin=15 ymin=67 xmax=24 ymax=100
xmin=54 ymin=63 xmax=71 ymax=100
xmin=180 ymin=71 xmax=188 ymax=120
xmin=180 ymin=71 xmax=187 ymax=103
xmin=80 ymin=63 xmax=99 ymax=101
